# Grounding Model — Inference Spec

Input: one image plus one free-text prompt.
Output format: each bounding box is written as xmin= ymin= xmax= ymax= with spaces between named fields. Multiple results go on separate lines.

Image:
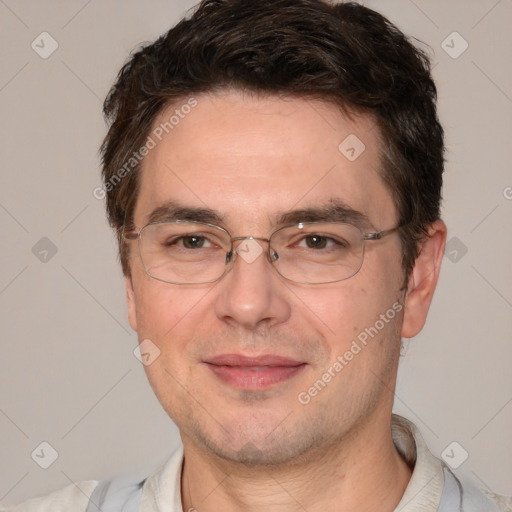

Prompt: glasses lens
xmin=139 ymin=222 xmax=230 ymax=284
xmin=270 ymin=223 xmax=364 ymax=283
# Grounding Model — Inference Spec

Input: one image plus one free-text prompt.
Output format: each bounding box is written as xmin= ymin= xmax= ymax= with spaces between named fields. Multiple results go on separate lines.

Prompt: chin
xmin=186 ymin=412 xmax=328 ymax=468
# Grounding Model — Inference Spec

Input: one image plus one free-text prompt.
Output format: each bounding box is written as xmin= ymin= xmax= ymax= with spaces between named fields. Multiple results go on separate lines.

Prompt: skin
xmin=125 ymin=90 xmax=446 ymax=512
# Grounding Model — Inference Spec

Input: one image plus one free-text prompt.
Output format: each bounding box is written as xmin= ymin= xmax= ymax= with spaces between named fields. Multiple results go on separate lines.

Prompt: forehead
xmin=135 ymin=90 xmax=395 ymax=230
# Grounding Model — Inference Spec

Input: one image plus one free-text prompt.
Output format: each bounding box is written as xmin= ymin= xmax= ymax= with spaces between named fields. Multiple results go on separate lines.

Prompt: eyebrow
xmin=145 ymin=199 xmax=373 ymax=231
xmin=276 ymin=201 xmax=373 ymax=230
xmin=147 ymin=200 xmax=225 ymax=225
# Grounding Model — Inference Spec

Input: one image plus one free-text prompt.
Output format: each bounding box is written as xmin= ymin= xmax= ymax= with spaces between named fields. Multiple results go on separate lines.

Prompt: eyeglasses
xmin=123 ymin=220 xmax=401 ymax=285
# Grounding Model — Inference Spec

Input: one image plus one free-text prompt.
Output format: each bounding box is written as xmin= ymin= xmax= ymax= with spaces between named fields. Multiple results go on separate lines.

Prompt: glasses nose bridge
xmin=230 ymin=235 xmax=271 ymax=245
xmin=227 ymin=235 xmax=276 ymax=267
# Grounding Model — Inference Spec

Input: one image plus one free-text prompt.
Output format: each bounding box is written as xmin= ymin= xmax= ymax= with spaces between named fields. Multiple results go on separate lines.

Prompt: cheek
xmin=133 ymin=282 xmax=171 ymax=336
xmin=133 ymin=281 xmax=200 ymax=393
xmin=131 ymin=272 xmax=188 ymax=340
xmin=131 ymin=273 xmax=219 ymax=361
xmin=315 ymin=255 xmax=403 ymax=351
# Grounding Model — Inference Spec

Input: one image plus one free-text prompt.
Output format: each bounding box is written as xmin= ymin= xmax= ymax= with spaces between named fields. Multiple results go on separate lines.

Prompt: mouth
xmin=203 ymin=354 xmax=307 ymax=390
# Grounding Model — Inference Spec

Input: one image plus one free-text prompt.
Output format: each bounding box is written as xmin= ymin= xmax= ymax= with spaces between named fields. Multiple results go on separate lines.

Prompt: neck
xmin=181 ymin=411 xmax=412 ymax=512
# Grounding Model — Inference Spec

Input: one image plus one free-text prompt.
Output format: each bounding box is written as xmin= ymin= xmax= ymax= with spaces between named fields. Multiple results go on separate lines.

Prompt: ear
xmin=125 ymin=275 xmax=138 ymax=332
xmin=401 ymin=220 xmax=447 ymax=339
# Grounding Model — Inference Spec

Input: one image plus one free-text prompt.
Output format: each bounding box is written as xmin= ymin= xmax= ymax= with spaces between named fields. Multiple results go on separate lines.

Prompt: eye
xmin=304 ymin=235 xmax=327 ymax=249
xmin=165 ymin=235 xmax=215 ymax=249
xmin=181 ymin=235 xmax=210 ymax=249
xmin=297 ymin=235 xmax=344 ymax=250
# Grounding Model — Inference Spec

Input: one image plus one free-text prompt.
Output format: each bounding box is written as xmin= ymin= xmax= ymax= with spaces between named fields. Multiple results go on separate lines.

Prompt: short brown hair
xmin=100 ymin=0 xmax=444 ymax=279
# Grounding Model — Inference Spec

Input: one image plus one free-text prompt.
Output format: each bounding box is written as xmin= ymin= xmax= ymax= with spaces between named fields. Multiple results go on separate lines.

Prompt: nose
xmin=213 ymin=239 xmax=291 ymax=331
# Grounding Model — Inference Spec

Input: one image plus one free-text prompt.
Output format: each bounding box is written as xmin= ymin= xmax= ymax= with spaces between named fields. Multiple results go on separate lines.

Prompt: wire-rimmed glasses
xmin=124 ymin=220 xmax=401 ymax=285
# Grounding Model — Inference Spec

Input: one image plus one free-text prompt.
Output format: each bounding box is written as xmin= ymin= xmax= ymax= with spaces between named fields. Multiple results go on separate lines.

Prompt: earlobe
xmin=401 ymin=220 xmax=447 ymax=339
xmin=125 ymin=275 xmax=138 ymax=332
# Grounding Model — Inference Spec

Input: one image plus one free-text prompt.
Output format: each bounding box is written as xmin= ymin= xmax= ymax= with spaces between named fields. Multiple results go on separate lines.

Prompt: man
xmin=9 ymin=0 xmax=504 ymax=511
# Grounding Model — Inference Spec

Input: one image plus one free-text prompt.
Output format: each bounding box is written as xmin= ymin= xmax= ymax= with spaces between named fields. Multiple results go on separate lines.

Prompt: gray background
xmin=0 ymin=0 xmax=511 ymax=507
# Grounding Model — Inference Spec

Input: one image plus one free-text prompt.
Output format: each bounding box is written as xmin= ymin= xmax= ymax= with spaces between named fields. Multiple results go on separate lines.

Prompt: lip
xmin=204 ymin=353 xmax=306 ymax=390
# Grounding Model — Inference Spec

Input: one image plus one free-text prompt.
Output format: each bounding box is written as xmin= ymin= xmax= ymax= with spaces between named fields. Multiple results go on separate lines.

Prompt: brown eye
xmin=305 ymin=235 xmax=328 ymax=249
xmin=182 ymin=235 xmax=207 ymax=249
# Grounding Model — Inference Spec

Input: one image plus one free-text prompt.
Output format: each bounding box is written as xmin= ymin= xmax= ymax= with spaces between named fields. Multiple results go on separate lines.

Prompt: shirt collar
xmin=392 ymin=414 xmax=444 ymax=511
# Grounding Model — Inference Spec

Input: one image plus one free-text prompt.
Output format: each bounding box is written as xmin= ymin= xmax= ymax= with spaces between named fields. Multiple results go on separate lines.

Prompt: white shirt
xmin=5 ymin=415 xmax=506 ymax=511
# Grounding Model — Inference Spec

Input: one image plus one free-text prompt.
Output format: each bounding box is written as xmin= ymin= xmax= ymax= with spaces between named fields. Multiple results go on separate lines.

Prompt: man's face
xmin=126 ymin=90 xmax=408 ymax=465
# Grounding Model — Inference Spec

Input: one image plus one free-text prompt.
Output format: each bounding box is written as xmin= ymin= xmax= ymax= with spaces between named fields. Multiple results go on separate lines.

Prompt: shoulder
xmin=3 ymin=472 xmax=147 ymax=512
xmin=461 ymin=479 xmax=511 ymax=512
xmin=2 ymin=480 xmax=98 ymax=512
xmin=441 ymin=467 xmax=510 ymax=512
xmin=3 ymin=448 xmax=183 ymax=512
xmin=482 ymin=492 xmax=512 ymax=512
